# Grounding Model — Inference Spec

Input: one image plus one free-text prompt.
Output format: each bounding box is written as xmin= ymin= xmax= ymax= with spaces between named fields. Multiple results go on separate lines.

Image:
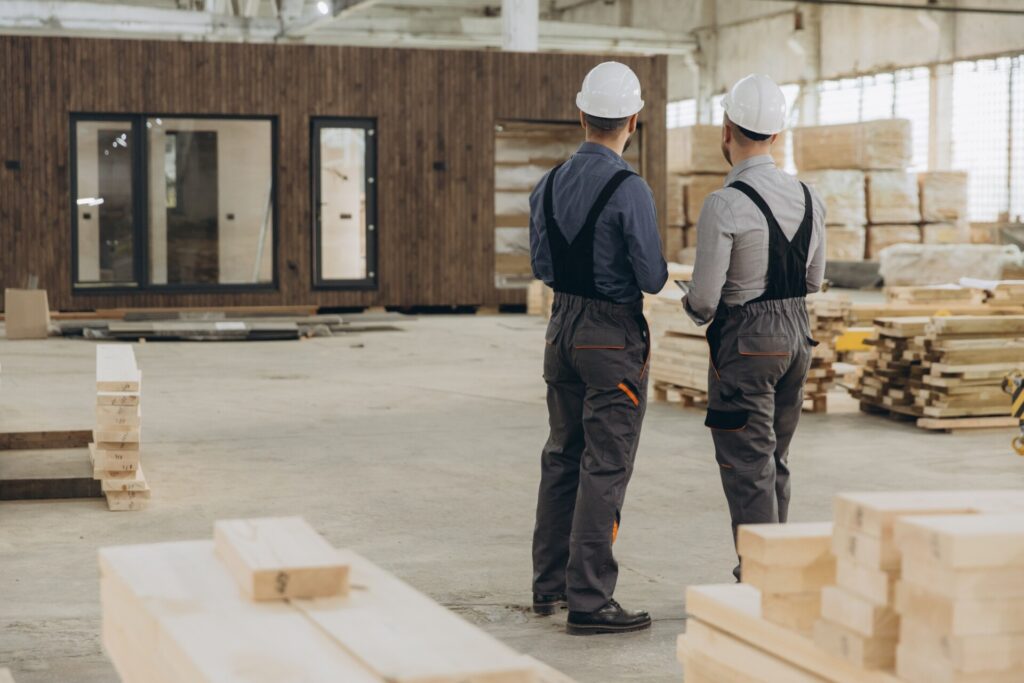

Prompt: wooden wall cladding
xmin=0 ymin=36 xmax=667 ymax=310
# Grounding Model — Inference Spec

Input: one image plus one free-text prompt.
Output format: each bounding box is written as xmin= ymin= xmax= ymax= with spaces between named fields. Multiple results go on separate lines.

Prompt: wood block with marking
xmin=813 ymin=618 xmax=896 ymax=669
xmin=214 ymin=517 xmax=349 ymax=601
xmin=106 ymin=490 xmax=150 ymax=511
xmin=761 ymin=590 xmax=821 ymax=634
xmin=821 ymin=585 xmax=899 ymax=638
xmin=900 ymin=616 xmax=1024 ymax=674
xmin=894 ymin=580 xmax=1024 ymax=636
xmin=737 ymin=522 xmax=833 ymax=567
xmin=89 ymin=443 xmax=140 ymax=473
xmin=683 ymin=619 xmax=828 ymax=683
xmin=832 ymin=525 xmax=900 ymax=570
xmin=832 ymin=491 xmax=992 ymax=538
xmin=836 ymin=558 xmax=898 ymax=605
xmin=96 ymin=393 xmax=140 ymax=407
xmin=96 ymin=345 xmax=141 ymax=392
xmin=101 ymin=465 xmax=149 ymax=493
xmin=894 ymin=513 xmax=1024 ymax=569
xmin=93 ymin=429 xmax=140 ymax=445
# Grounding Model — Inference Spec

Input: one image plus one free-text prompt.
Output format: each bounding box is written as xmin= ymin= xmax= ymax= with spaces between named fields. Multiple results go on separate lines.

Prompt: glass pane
xmin=952 ymin=60 xmax=1011 ymax=221
xmin=75 ymin=120 xmax=135 ymax=285
xmin=147 ymin=118 xmax=273 ymax=285
xmin=666 ymin=99 xmax=697 ymax=128
xmin=318 ymin=127 xmax=368 ymax=281
xmin=894 ymin=67 xmax=931 ymax=172
xmin=1011 ymin=56 xmax=1024 ymax=222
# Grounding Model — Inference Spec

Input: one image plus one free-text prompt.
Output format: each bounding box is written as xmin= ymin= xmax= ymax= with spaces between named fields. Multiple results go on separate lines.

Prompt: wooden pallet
xmin=653 ymin=381 xmax=708 ymax=408
xmin=915 ymin=416 xmax=1018 ymax=433
xmin=0 ymin=430 xmax=101 ymax=501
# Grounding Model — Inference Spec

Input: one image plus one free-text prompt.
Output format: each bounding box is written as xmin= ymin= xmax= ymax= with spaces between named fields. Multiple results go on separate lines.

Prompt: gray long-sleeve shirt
xmin=530 ymin=142 xmax=668 ymax=303
xmin=684 ymin=155 xmax=827 ymax=325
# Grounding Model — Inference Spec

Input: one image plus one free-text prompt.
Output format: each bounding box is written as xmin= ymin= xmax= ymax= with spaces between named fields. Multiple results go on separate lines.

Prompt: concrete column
xmin=502 ymin=0 xmax=538 ymax=52
xmin=927 ymin=11 xmax=956 ymax=170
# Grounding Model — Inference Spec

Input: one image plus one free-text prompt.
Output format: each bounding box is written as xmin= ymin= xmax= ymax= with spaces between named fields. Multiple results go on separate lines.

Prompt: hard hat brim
xmin=576 ymin=92 xmax=645 ymax=119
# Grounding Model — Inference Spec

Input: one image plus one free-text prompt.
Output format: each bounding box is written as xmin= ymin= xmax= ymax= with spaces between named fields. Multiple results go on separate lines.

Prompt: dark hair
xmin=584 ymin=113 xmax=630 ymax=132
xmin=736 ymin=124 xmax=771 ymax=142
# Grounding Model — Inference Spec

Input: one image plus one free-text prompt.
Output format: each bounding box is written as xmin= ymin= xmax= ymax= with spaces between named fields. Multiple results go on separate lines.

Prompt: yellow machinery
xmin=1003 ymin=371 xmax=1024 ymax=455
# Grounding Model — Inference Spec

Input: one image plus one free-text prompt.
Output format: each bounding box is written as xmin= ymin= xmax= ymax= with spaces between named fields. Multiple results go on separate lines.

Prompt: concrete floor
xmin=1 ymin=314 xmax=1023 ymax=682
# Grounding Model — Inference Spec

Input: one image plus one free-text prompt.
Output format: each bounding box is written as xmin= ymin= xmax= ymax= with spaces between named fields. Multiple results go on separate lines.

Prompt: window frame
xmin=69 ymin=112 xmax=279 ymax=294
xmin=310 ymin=117 xmax=379 ymax=291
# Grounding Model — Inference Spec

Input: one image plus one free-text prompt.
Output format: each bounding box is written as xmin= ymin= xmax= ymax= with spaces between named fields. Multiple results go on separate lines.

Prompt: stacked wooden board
xmin=526 ymin=280 xmax=554 ymax=318
xmin=854 ymin=314 xmax=1024 ymax=431
xmin=806 ymin=294 xmax=851 ymax=412
xmin=494 ymin=121 xmax=640 ymax=289
xmin=738 ymin=523 xmax=835 ymax=635
xmin=90 ymin=345 xmax=149 ymax=511
xmin=648 ymin=289 xmax=849 ymax=413
xmin=666 ymin=125 xmax=785 ymax=263
xmin=893 ymin=514 xmax=1024 ymax=683
xmin=102 ymin=516 xmax=568 ymax=683
xmin=792 ymin=120 xmax=973 ymax=260
xmin=678 ymin=490 xmax=1024 ymax=683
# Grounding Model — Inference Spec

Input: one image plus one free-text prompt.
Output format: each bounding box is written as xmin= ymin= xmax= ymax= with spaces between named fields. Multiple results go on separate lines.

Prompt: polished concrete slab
xmin=1 ymin=314 xmax=1021 ymax=682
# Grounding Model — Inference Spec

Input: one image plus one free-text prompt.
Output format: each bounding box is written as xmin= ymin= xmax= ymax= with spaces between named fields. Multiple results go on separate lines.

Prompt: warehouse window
xmin=312 ymin=118 xmax=377 ymax=289
xmin=667 ymin=99 xmax=697 ymax=129
xmin=1012 ymin=57 xmax=1024 ymax=221
xmin=952 ymin=57 xmax=1017 ymax=221
xmin=71 ymin=114 xmax=277 ymax=291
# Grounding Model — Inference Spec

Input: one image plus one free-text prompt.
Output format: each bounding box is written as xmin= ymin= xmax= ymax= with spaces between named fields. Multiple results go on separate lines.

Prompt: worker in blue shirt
xmin=529 ymin=61 xmax=668 ymax=635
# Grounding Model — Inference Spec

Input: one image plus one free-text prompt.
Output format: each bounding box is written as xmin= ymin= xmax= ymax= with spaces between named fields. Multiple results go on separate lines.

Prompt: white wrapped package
xmin=879 ymin=244 xmax=1022 ymax=286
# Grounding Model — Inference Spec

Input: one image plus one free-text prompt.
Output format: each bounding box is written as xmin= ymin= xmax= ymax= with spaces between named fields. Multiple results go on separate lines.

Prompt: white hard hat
xmin=576 ymin=62 xmax=645 ymax=119
xmin=722 ymin=74 xmax=787 ymax=135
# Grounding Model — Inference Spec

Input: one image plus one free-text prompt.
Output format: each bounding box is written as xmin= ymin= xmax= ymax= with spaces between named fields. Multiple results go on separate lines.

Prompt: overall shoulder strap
xmin=728 ymin=180 xmax=783 ymax=234
xmin=543 ymin=162 xmax=566 ymax=232
xmin=579 ymin=169 xmax=636 ymax=237
xmin=795 ymin=181 xmax=814 ymax=245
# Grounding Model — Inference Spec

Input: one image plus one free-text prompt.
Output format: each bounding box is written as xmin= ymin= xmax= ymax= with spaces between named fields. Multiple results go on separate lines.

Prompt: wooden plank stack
xmin=526 ymin=280 xmax=554 ymax=318
xmin=678 ymin=491 xmax=1024 ymax=683
xmin=494 ymin=121 xmax=640 ymax=289
xmin=666 ymin=126 xmax=785 ymax=261
xmin=893 ymin=514 xmax=1024 ymax=683
xmin=738 ymin=523 xmax=835 ymax=635
xmin=101 ymin=516 xmax=562 ymax=683
xmin=806 ymin=294 xmax=851 ymax=412
xmin=90 ymin=344 xmax=149 ymax=511
xmin=793 ymin=120 xmax=912 ymax=172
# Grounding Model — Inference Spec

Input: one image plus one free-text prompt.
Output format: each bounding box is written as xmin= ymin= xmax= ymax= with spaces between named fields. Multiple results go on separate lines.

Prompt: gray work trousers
xmin=705 ymin=297 xmax=813 ymax=576
xmin=532 ymin=292 xmax=650 ymax=613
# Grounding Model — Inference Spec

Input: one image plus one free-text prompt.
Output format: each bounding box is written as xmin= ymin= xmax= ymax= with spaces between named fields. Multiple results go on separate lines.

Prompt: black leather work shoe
xmin=565 ymin=599 xmax=652 ymax=635
xmin=532 ymin=593 xmax=568 ymax=616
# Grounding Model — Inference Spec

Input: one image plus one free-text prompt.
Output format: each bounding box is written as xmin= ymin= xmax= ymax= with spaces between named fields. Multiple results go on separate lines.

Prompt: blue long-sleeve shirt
xmin=529 ymin=142 xmax=668 ymax=303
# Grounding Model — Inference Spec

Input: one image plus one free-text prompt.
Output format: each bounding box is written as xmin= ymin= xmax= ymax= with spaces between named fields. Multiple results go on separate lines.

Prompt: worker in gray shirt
xmin=530 ymin=61 xmax=668 ymax=634
xmin=682 ymin=74 xmax=826 ymax=581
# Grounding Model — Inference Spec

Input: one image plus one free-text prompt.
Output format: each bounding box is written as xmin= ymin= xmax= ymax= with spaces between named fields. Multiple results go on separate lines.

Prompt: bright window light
xmin=317 ymin=1 xmax=330 ymax=14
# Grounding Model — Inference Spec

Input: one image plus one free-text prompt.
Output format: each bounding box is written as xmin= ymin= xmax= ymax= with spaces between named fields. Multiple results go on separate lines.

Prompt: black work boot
xmin=532 ymin=593 xmax=568 ymax=616
xmin=565 ymin=599 xmax=652 ymax=635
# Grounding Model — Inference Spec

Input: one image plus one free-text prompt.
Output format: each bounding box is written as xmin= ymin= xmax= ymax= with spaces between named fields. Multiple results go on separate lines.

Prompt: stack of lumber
xmin=885 ymin=285 xmax=985 ymax=307
xmin=805 ymin=294 xmax=851 ymax=412
xmin=799 ymin=171 xmax=867 ymax=261
xmin=494 ymin=121 xmax=640 ymax=289
xmin=102 ymin=516 xmax=566 ymax=683
xmin=792 ymin=120 xmax=959 ymax=261
xmin=893 ymin=513 xmax=1024 ymax=683
xmin=912 ymin=315 xmax=1024 ymax=421
xmin=667 ymin=126 xmax=784 ymax=260
xmin=678 ymin=490 xmax=1024 ymax=683
xmin=738 ymin=523 xmax=835 ymax=635
xmin=980 ymin=280 xmax=1024 ymax=306
xmin=90 ymin=345 xmax=149 ymax=511
xmin=919 ymin=172 xmax=969 ymax=245
xmin=647 ymin=289 xmax=709 ymax=405
xmin=813 ymin=495 xmax=907 ymax=670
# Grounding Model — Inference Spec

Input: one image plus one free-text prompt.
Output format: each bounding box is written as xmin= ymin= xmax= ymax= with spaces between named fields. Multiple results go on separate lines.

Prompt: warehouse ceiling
xmin=0 ymin=0 xmax=695 ymax=54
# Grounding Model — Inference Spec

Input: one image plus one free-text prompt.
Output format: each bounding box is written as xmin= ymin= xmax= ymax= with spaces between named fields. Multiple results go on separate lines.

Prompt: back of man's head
xmin=584 ymin=113 xmax=630 ymax=136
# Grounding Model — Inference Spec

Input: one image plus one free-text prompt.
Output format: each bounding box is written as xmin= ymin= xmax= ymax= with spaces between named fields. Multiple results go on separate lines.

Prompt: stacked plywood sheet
xmin=101 ymin=517 xmax=563 ymax=683
xmin=918 ymin=171 xmax=969 ymax=247
xmin=738 ymin=523 xmax=835 ymax=635
xmin=526 ymin=280 xmax=554 ymax=318
xmin=647 ymin=289 xmax=710 ymax=404
xmin=493 ymin=121 xmax=641 ymax=290
xmin=90 ymin=345 xmax=149 ymax=511
xmin=799 ymin=170 xmax=867 ymax=261
xmin=885 ymin=286 xmax=986 ymax=307
xmin=893 ymin=514 xmax=1024 ymax=683
xmin=866 ymin=172 xmax=920 ymax=225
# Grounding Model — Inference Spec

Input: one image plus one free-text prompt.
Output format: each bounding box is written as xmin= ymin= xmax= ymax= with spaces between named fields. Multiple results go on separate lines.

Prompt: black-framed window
xmin=71 ymin=114 xmax=277 ymax=292
xmin=311 ymin=118 xmax=378 ymax=289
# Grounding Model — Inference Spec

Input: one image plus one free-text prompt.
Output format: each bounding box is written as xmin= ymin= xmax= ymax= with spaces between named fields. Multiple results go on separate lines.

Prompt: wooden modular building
xmin=0 ymin=36 xmax=668 ymax=311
